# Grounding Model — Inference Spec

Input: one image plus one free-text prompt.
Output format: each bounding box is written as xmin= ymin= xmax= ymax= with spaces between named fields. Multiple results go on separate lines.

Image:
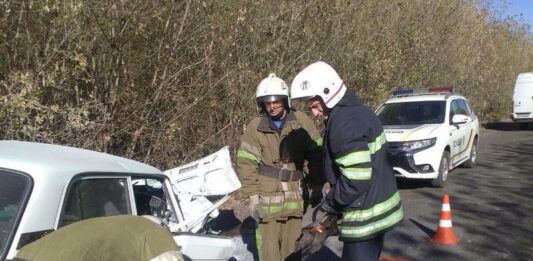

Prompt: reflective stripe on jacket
xmin=237 ymin=110 xmax=322 ymax=222
xmin=324 ymin=91 xmax=403 ymax=242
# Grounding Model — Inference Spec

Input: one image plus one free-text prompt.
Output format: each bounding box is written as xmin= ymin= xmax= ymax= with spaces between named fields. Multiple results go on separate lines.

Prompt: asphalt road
xmin=305 ymin=122 xmax=533 ymax=260
xmin=222 ymin=122 xmax=533 ymax=260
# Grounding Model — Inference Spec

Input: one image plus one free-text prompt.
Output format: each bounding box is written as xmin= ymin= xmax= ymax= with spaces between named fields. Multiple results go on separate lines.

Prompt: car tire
xmin=431 ymin=151 xmax=450 ymax=188
xmin=463 ymin=137 xmax=478 ymax=168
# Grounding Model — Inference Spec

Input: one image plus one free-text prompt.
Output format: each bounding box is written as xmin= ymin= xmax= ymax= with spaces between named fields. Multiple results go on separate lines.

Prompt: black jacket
xmin=324 ymin=91 xmax=403 ymax=242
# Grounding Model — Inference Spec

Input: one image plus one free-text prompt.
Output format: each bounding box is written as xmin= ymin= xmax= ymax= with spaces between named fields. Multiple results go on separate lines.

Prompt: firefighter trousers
xmin=255 ymin=217 xmax=302 ymax=261
xmin=341 ymin=233 xmax=384 ymax=261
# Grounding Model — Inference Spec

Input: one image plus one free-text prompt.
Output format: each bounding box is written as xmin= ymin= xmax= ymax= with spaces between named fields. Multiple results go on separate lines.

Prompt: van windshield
xmin=377 ymin=101 xmax=446 ymax=125
xmin=0 ymin=171 xmax=31 ymax=259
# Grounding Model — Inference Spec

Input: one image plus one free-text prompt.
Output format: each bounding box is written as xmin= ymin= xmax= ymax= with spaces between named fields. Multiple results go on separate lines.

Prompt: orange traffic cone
xmin=431 ymin=193 xmax=460 ymax=244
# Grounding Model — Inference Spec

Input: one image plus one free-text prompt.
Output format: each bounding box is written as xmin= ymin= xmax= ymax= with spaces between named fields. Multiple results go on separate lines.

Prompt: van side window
xmin=60 ymin=178 xmax=131 ymax=227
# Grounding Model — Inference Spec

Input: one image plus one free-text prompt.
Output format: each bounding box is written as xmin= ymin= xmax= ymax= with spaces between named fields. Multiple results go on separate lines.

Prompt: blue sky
xmin=490 ymin=0 xmax=533 ymax=31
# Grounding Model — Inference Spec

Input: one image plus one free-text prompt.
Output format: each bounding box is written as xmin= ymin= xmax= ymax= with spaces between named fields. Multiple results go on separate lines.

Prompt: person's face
xmin=305 ymin=97 xmax=326 ymax=118
xmin=264 ymin=100 xmax=285 ymax=118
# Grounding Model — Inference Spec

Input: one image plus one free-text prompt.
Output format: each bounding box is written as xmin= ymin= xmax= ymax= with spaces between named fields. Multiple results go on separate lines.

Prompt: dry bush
xmin=1 ymin=0 xmax=532 ymax=168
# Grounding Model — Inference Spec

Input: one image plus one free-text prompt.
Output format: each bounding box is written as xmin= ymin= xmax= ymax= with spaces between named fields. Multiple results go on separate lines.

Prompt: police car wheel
xmin=431 ymin=151 xmax=450 ymax=188
xmin=463 ymin=137 xmax=478 ymax=168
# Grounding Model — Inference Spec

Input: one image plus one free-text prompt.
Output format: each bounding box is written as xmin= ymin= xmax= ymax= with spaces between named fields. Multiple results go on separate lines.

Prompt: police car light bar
xmin=392 ymin=87 xmax=453 ymax=97
xmin=428 ymin=87 xmax=453 ymax=93
xmin=391 ymin=89 xmax=415 ymax=96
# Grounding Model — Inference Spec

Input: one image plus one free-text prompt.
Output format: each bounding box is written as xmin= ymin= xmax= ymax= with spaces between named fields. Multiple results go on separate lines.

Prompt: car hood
xmin=164 ymin=146 xmax=241 ymax=197
xmin=163 ymin=146 xmax=241 ymax=234
xmin=384 ymin=124 xmax=441 ymax=142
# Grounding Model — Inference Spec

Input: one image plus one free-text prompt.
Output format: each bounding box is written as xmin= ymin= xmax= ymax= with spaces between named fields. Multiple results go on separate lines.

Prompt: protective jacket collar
xmin=335 ymin=91 xmax=362 ymax=108
xmin=257 ymin=110 xmax=296 ymax=133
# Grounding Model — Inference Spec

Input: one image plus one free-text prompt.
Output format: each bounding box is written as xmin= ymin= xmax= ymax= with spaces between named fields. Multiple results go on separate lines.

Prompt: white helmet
xmin=256 ymin=73 xmax=290 ymax=112
xmin=290 ymin=61 xmax=346 ymax=109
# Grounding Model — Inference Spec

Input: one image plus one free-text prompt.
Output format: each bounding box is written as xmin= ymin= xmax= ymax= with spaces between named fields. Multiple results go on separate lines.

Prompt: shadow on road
xmin=384 ymin=129 xmax=533 ymax=260
xmin=449 ymin=136 xmax=533 ymax=260
xmin=484 ymin=121 xmax=532 ymax=131
xmin=396 ymin=178 xmax=432 ymax=190
xmin=409 ymin=218 xmax=434 ymax=238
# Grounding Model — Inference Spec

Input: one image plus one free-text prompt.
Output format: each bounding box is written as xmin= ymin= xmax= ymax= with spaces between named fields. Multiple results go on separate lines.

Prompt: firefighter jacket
xmin=324 ymin=91 xmax=403 ymax=242
xmin=237 ymin=110 xmax=322 ymax=222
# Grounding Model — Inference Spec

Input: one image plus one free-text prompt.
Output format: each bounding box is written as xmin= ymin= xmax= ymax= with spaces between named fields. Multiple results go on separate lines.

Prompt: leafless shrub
xmin=1 ymin=0 xmax=532 ymax=168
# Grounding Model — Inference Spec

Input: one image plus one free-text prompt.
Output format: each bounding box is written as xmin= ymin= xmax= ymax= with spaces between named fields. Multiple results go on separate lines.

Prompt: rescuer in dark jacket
xmin=291 ymin=61 xmax=403 ymax=261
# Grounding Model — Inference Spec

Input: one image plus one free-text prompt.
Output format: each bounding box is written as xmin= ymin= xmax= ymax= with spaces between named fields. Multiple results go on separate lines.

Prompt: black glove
xmin=319 ymin=199 xmax=338 ymax=215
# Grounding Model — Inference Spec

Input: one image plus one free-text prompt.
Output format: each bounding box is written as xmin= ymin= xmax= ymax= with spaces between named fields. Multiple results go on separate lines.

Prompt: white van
xmin=511 ymin=72 xmax=533 ymax=129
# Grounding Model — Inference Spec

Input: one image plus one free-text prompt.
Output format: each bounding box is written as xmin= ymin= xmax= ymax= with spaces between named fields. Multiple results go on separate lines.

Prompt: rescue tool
xmin=295 ymin=207 xmax=339 ymax=255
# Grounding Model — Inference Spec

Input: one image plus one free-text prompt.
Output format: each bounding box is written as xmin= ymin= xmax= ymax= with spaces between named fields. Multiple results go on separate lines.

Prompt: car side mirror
xmin=452 ymin=114 xmax=469 ymax=125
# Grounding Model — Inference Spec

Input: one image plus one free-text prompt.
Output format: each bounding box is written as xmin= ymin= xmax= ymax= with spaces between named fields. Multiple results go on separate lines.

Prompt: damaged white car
xmin=0 ymin=140 xmax=241 ymax=260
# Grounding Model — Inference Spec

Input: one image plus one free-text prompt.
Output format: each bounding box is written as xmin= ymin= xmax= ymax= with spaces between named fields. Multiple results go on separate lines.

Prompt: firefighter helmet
xmin=256 ymin=73 xmax=290 ymax=112
xmin=290 ymin=61 xmax=346 ymax=109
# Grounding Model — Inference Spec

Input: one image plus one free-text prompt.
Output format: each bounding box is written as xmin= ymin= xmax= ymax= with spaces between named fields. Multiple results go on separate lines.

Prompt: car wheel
xmin=463 ymin=137 xmax=478 ymax=168
xmin=431 ymin=151 xmax=450 ymax=188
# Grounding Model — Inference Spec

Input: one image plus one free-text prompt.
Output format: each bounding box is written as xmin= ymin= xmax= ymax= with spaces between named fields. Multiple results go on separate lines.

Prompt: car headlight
xmin=401 ymin=138 xmax=436 ymax=151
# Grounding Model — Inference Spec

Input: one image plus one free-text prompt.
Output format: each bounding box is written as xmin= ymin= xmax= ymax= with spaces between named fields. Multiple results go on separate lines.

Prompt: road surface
xmin=307 ymin=122 xmax=533 ymax=260
xmin=222 ymin=122 xmax=533 ymax=260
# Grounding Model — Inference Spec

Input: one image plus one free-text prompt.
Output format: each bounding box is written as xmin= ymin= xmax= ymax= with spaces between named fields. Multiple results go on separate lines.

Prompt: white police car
xmin=376 ymin=87 xmax=479 ymax=187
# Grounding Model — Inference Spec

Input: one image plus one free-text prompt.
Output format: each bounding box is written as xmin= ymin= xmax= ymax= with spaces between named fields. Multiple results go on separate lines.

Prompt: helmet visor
xmin=256 ymin=95 xmax=287 ymax=104
xmin=290 ymin=95 xmax=317 ymax=109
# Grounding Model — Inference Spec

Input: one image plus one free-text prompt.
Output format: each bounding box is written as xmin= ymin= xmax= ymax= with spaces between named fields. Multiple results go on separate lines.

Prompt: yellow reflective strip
xmin=308 ymin=137 xmax=323 ymax=150
xmin=336 ymin=151 xmax=371 ymax=167
xmin=343 ymin=192 xmax=401 ymax=221
xmin=240 ymin=141 xmax=261 ymax=156
xmin=260 ymin=201 xmax=303 ymax=214
xmin=452 ymin=129 xmax=475 ymax=160
xmin=368 ymin=132 xmax=387 ymax=154
xmin=283 ymin=200 xmax=303 ymax=210
xmin=237 ymin=149 xmax=260 ymax=163
xmin=314 ymin=137 xmax=323 ymax=146
xmin=340 ymin=167 xmax=372 ymax=180
xmin=261 ymin=204 xmax=282 ymax=214
xmin=340 ymin=207 xmax=403 ymax=238
xmin=256 ymin=225 xmax=263 ymax=261
xmin=402 ymin=124 xmax=427 ymax=142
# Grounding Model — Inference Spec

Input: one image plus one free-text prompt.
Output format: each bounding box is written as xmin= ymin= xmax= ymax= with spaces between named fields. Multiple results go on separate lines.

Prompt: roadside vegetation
xmin=1 ymin=0 xmax=532 ymax=168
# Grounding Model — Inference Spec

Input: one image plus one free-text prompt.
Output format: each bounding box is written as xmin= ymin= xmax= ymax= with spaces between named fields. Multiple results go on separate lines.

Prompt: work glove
xmin=249 ymin=195 xmax=260 ymax=222
xmin=318 ymin=199 xmax=338 ymax=215
xmin=295 ymin=210 xmax=339 ymax=255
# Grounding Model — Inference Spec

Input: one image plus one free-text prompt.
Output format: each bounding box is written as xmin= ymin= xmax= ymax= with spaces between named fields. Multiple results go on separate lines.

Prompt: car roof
xmin=0 ymin=140 xmax=161 ymax=178
xmin=383 ymin=93 xmax=465 ymax=104
xmin=0 ymin=140 xmax=164 ymax=240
